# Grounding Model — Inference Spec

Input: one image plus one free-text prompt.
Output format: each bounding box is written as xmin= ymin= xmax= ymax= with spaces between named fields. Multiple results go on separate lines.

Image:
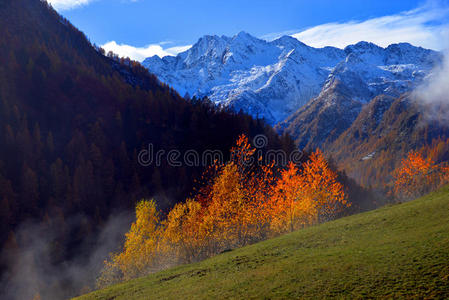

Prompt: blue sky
xmin=49 ymin=0 xmax=449 ymax=61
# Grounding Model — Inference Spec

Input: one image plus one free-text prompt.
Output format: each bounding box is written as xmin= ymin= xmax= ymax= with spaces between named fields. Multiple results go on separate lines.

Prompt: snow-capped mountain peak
xmin=142 ymin=32 xmax=440 ymax=125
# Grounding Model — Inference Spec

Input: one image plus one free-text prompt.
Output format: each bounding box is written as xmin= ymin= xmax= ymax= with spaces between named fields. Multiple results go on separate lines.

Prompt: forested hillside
xmin=328 ymin=93 xmax=449 ymax=188
xmin=0 ymin=0 xmax=295 ymax=298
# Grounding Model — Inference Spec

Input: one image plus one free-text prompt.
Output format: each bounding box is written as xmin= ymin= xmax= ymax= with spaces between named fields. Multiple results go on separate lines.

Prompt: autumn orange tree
xmin=200 ymin=135 xmax=276 ymax=249
xmin=269 ymin=150 xmax=348 ymax=233
xmin=227 ymin=135 xmax=278 ymax=243
xmin=441 ymin=164 xmax=449 ymax=185
xmin=300 ymin=150 xmax=348 ymax=222
xmin=205 ymin=162 xmax=246 ymax=249
xmin=98 ymin=199 xmax=164 ymax=287
xmin=98 ymin=135 xmax=350 ymax=286
xmin=163 ymin=198 xmax=205 ymax=263
xmin=269 ymin=162 xmax=313 ymax=233
xmin=392 ymin=151 xmax=439 ymax=200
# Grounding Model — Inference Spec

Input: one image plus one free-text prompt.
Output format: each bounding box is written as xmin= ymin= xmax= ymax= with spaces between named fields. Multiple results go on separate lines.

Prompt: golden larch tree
xmin=393 ymin=151 xmax=438 ymax=200
xmin=299 ymin=149 xmax=348 ymax=222
xmin=99 ymin=199 xmax=163 ymax=284
xmin=163 ymin=198 xmax=205 ymax=263
xmin=270 ymin=162 xmax=314 ymax=233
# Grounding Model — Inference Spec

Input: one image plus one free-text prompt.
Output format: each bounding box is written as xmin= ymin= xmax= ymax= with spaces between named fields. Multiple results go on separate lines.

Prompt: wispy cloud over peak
xmin=46 ymin=0 xmax=95 ymax=11
xmin=413 ymin=27 xmax=449 ymax=123
xmin=291 ymin=1 xmax=449 ymax=50
xmin=101 ymin=41 xmax=192 ymax=62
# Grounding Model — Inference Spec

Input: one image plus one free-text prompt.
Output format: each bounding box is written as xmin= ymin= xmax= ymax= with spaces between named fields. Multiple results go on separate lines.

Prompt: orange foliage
xmin=300 ymin=150 xmax=348 ymax=221
xmin=164 ymin=199 xmax=204 ymax=262
xmin=440 ymin=164 xmax=449 ymax=186
xmin=201 ymin=135 xmax=277 ymax=247
xmin=192 ymin=163 xmax=221 ymax=208
xmin=99 ymin=135 xmax=350 ymax=286
xmin=206 ymin=163 xmax=248 ymax=247
xmin=393 ymin=151 xmax=439 ymax=200
xmin=269 ymin=162 xmax=313 ymax=233
xmin=98 ymin=199 xmax=164 ymax=285
xmin=269 ymin=150 xmax=348 ymax=233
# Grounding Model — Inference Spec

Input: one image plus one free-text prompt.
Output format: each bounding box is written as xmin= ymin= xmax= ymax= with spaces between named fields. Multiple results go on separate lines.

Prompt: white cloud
xmin=101 ymin=41 xmax=192 ymax=62
xmin=291 ymin=1 xmax=449 ymax=50
xmin=413 ymin=28 xmax=449 ymax=122
xmin=46 ymin=0 xmax=95 ymax=10
xmin=416 ymin=52 xmax=449 ymax=102
xmin=46 ymin=0 xmax=139 ymax=10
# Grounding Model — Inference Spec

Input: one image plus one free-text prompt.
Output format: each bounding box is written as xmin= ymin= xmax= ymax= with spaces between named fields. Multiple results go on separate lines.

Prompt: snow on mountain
xmin=276 ymin=42 xmax=440 ymax=150
xmin=327 ymin=41 xmax=439 ymax=103
xmin=143 ymin=32 xmax=345 ymax=124
xmin=142 ymin=32 xmax=440 ymax=125
xmin=275 ymin=78 xmax=364 ymax=150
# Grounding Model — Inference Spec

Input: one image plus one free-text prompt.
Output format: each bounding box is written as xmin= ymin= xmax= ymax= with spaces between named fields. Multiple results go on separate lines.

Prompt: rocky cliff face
xmin=143 ymin=32 xmax=440 ymax=128
xmin=143 ymin=32 xmax=346 ymax=124
xmin=277 ymin=41 xmax=440 ymax=149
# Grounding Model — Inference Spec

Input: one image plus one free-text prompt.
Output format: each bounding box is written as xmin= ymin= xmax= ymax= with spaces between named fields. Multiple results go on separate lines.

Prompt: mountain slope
xmin=76 ymin=185 xmax=449 ymax=299
xmin=276 ymin=42 xmax=440 ymax=150
xmin=143 ymin=33 xmax=346 ymax=125
xmin=0 ymin=0 xmax=290 ymax=227
xmin=144 ymin=34 xmax=439 ymax=125
xmin=142 ymin=31 xmax=443 ymax=190
xmin=0 ymin=1 xmax=295 ymax=299
xmin=327 ymin=94 xmax=449 ymax=187
xmin=275 ymin=78 xmax=363 ymax=149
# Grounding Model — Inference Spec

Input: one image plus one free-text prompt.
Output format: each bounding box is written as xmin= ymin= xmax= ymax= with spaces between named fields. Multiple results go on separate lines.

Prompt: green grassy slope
xmin=76 ymin=186 xmax=449 ymax=299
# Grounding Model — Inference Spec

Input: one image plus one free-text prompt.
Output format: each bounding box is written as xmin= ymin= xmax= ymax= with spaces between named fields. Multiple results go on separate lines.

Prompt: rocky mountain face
xmin=143 ymin=32 xmax=440 ymax=128
xmin=275 ymin=78 xmax=364 ymax=149
xmin=327 ymin=94 xmax=449 ymax=188
xmin=143 ymin=32 xmax=346 ymax=125
xmin=143 ymin=32 xmax=446 ymax=188
xmin=277 ymin=41 xmax=441 ymax=149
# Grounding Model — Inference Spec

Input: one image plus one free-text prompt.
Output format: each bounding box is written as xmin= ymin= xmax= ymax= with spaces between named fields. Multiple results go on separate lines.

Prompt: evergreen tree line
xmin=0 ymin=1 xmax=376 ymax=298
xmin=0 ymin=0 xmax=294 ymax=283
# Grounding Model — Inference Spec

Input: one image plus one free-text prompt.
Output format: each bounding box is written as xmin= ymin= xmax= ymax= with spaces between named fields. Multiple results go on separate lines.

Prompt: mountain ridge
xmin=142 ymin=31 xmax=446 ymax=189
xmin=143 ymin=31 xmax=346 ymax=124
xmin=0 ymin=2 xmax=295 ymax=299
xmin=143 ymin=32 xmax=440 ymax=125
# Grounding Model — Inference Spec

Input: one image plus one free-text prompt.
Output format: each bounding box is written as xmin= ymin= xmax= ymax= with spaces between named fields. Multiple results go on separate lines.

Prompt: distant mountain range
xmin=143 ymin=32 xmax=440 ymax=126
xmin=143 ymin=32 xmax=449 ymax=188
